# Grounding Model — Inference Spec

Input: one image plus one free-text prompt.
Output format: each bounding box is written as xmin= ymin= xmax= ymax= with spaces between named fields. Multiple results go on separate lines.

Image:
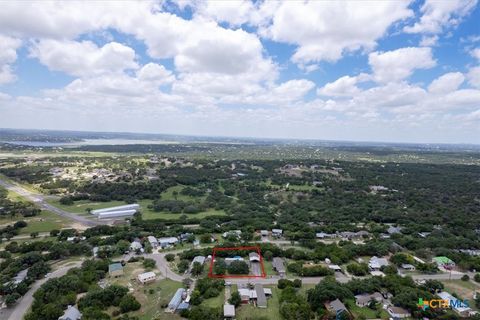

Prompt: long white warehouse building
xmin=91 ymin=204 xmax=140 ymax=219
xmin=91 ymin=204 xmax=140 ymax=215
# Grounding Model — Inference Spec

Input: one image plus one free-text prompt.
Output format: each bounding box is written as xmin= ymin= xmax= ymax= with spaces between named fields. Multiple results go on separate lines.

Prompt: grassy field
xmin=236 ymin=286 xmax=280 ymax=320
xmin=45 ymin=197 xmax=227 ymax=221
xmin=107 ymin=261 xmax=184 ymax=320
xmin=20 ymin=210 xmax=70 ymax=234
xmin=203 ymin=288 xmax=225 ymax=309
xmin=442 ymin=279 xmax=480 ymax=310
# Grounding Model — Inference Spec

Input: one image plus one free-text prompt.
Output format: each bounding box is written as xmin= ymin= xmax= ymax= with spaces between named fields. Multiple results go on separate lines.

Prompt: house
xmin=354 ymin=292 xmax=383 ymax=307
xmin=12 ymin=269 xmax=28 ymax=285
xmin=168 ymin=288 xmax=186 ymax=311
xmin=222 ymin=230 xmax=242 ymax=238
xmin=130 ymin=240 xmax=143 ymax=252
xmin=272 ymin=257 xmax=286 ymax=277
xmin=328 ymin=264 xmax=342 ymax=272
xmin=370 ymin=185 xmax=389 ymax=192
xmin=158 ymin=237 xmax=179 ymax=248
xmin=387 ymin=226 xmax=402 ymax=235
xmin=249 ymin=252 xmax=260 ymax=262
xmin=433 ymin=256 xmax=455 ymax=268
xmin=387 ymin=306 xmax=411 ymax=319
xmin=92 ymin=247 xmax=99 ymax=258
xmin=255 ymin=284 xmax=267 ymax=308
xmin=137 ymin=271 xmax=156 ymax=284
xmin=191 ymin=256 xmax=206 ymax=269
xmin=260 ymin=230 xmax=269 ymax=237
xmin=401 ymin=263 xmax=416 ymax=271
xmin=316 ymin=232 xmax=335 ymax=239
xmin=224 ymin=304 xmax=235 ymax=319
xmin=58 ymin=305 xmax=82 ymax=320
xmin=325 ymin=299 xmax=348 ymax=315
xmin=147 ymin=236 xmax=158 ymax=248
xmin=108 ymin=263 xmax=123 ymax=277
xmin=179 ymin=233 xmax=193 ymax=242
xmin=238 ymin=288 xmax=255 ymax=303
xmin=272 ymin=229 xmax=283 ymax=237
xmin=418 ymin=232 xmax=431 ymax=238
xmin=438 ymin=291 xmax=472 ymax=317
xmin=369 ymin=256 xmax=389 ymax=270
xmin=176 ymin=302 xmax=189 ymax=312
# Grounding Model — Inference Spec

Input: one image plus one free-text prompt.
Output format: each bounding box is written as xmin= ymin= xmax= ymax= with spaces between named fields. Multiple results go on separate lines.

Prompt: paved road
xmin=146 ymin=251 xmax=186 ymax=282
xmin=1 ymin=261 xmax=82 ymax=320
xmin=0 ymin=178 xmax=104 ymax=227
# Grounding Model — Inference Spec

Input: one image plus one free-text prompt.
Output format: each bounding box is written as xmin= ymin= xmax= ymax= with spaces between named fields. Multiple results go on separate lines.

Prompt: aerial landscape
xmin=0 ymin=1 xmax=480 ymax=320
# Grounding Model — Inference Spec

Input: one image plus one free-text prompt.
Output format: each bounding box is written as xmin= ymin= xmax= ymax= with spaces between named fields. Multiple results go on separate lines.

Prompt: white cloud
xmin=467 ymin=66 xmax=480 ymax=88
xmin=420 ymin=35 xmax=439 ymax=47
xmin=317 ymin=74 xmax=370 ymax=97
xmin=404 ymin=0 xmax=477 ymax=34
xmin=30 ymin=40 xmax=138 ymax=77
xmin=0 ymin=34 xmax=21 ymax=84
xmin=471 ymin=48 xmax=480 ymax=61
xmin=258 ymin=1 xmax=413 ymax=64
xmin=428 ymin=72 xmax=465 ymax=93
xmin=369 ymin=47 xmax=436 ymax=83
xmin=137 ymin=63 xmax=175 ymax=85
xmin=192 ymin=0 xmax=255 ymax=26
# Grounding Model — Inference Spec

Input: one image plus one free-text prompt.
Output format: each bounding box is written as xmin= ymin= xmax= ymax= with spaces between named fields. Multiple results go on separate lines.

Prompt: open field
xmin=442 ymin=279 xmax=480 ymax=310
xmin=107 ymin=261 xmax=184 ymax=320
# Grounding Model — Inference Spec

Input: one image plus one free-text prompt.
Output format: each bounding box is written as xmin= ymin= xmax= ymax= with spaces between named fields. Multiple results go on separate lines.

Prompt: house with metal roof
xmin=130 ymin=240 xmax=143 ymax=252
xmin=137 ymin=271 xmax=156 ymax=284
xmin=354 ymin=292 xmax=383 ymax=307
xmin=271 ymin=229 xmax=283 ymax=237
xmin=147 ymin=236 xmax=158 ymax=248
xmin=224 ymin=304 xmax=235 ymax=318
xmin=58 ymin=305 xmax=82 ymax=320
xmin=433 ymin=256 xmax=455 ymax=268
xmin=168 ymin=288 xmax=186 ymax=311
xmin=255 ymin=284 xmax=267 ymax=308
xmin=249 ymin=252 xmax=260 ymax=262
xmin=438 ymin=291 xmax=472 ymax=317
xmin=368 ymin=256 xmax=389 ymax=270
xmin=325 ymin=299 xmax=348 ymax=315
xmin=158 ymin=237 xmax=179 ymax=248
xmin=272 ymin=257 xmax=286 ymax=277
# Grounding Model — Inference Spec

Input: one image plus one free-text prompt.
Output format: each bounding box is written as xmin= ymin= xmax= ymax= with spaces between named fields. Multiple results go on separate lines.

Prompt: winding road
xmin=1 ymin=261 xmax=83 ymax=320
xmin=0 ymin=178 xmax=105 ymax=227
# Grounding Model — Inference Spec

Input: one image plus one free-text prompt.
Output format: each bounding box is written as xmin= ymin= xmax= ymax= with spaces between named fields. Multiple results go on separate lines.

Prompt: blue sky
xmin=0 ymin=0 xmax=479 ymax=143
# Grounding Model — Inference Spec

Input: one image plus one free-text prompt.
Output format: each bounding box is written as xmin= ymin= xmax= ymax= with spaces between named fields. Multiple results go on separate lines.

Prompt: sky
xmin=0 ymin=0 xmax=479 ymax=144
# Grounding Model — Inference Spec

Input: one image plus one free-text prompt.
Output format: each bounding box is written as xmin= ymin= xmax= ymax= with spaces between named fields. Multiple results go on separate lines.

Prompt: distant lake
xmin=2 ymin=139 xmax=178 ymax=147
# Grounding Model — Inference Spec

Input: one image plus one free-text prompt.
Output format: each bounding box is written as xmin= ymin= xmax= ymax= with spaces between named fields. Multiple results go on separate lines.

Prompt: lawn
xmin=442 ymin=279 xmax=480 ymax=310
xmin=107 ymin=261 xmax=184 ymax=320
xmin=139 ymin=199 xmax=227 ymax=220
xmin=20 ymin=210 xmax=70 ymax=234
xmin=236 ymin=286 xmax=281 ymax=320
xmin=203 ymin=288 xmax=225 ymax=308
xmin=160 ymin=185 xmax=207 ymax=202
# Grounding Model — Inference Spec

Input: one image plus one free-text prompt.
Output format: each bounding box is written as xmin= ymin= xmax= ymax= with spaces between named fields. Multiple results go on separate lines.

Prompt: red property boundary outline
xmin=208 ymin=246 xmax=266 ymax=278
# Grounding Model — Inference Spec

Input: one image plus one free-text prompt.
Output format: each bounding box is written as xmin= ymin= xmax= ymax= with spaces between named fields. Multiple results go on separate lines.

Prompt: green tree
xmin=119 ymin=294 xmax=141 ymax=313
xmin=229 ymin=291 xmax=241 ymax=307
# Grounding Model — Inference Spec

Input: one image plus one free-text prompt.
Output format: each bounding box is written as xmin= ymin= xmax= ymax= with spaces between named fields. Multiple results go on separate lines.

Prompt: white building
xmin=438 ymin=291 xmax=472 ymax=317
xmin=368 ymin=256 xmax=389 ymax=270
xmin=58 ymin=305 xmax=82 ymax=320
xmin=91 ymin=204 xmax=139 ymax=219
xmin=272 ymin=229 xmax=283 ymax=237
xmin=147 ymin=236 xmax=158 ymax=248
xmin=130 ymin=240 xmax=143 ymax=252
xmin=137 ymin=271 xmax=156 ymax=284
xmin=158 ymin=237 xmax=178 ymax=248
